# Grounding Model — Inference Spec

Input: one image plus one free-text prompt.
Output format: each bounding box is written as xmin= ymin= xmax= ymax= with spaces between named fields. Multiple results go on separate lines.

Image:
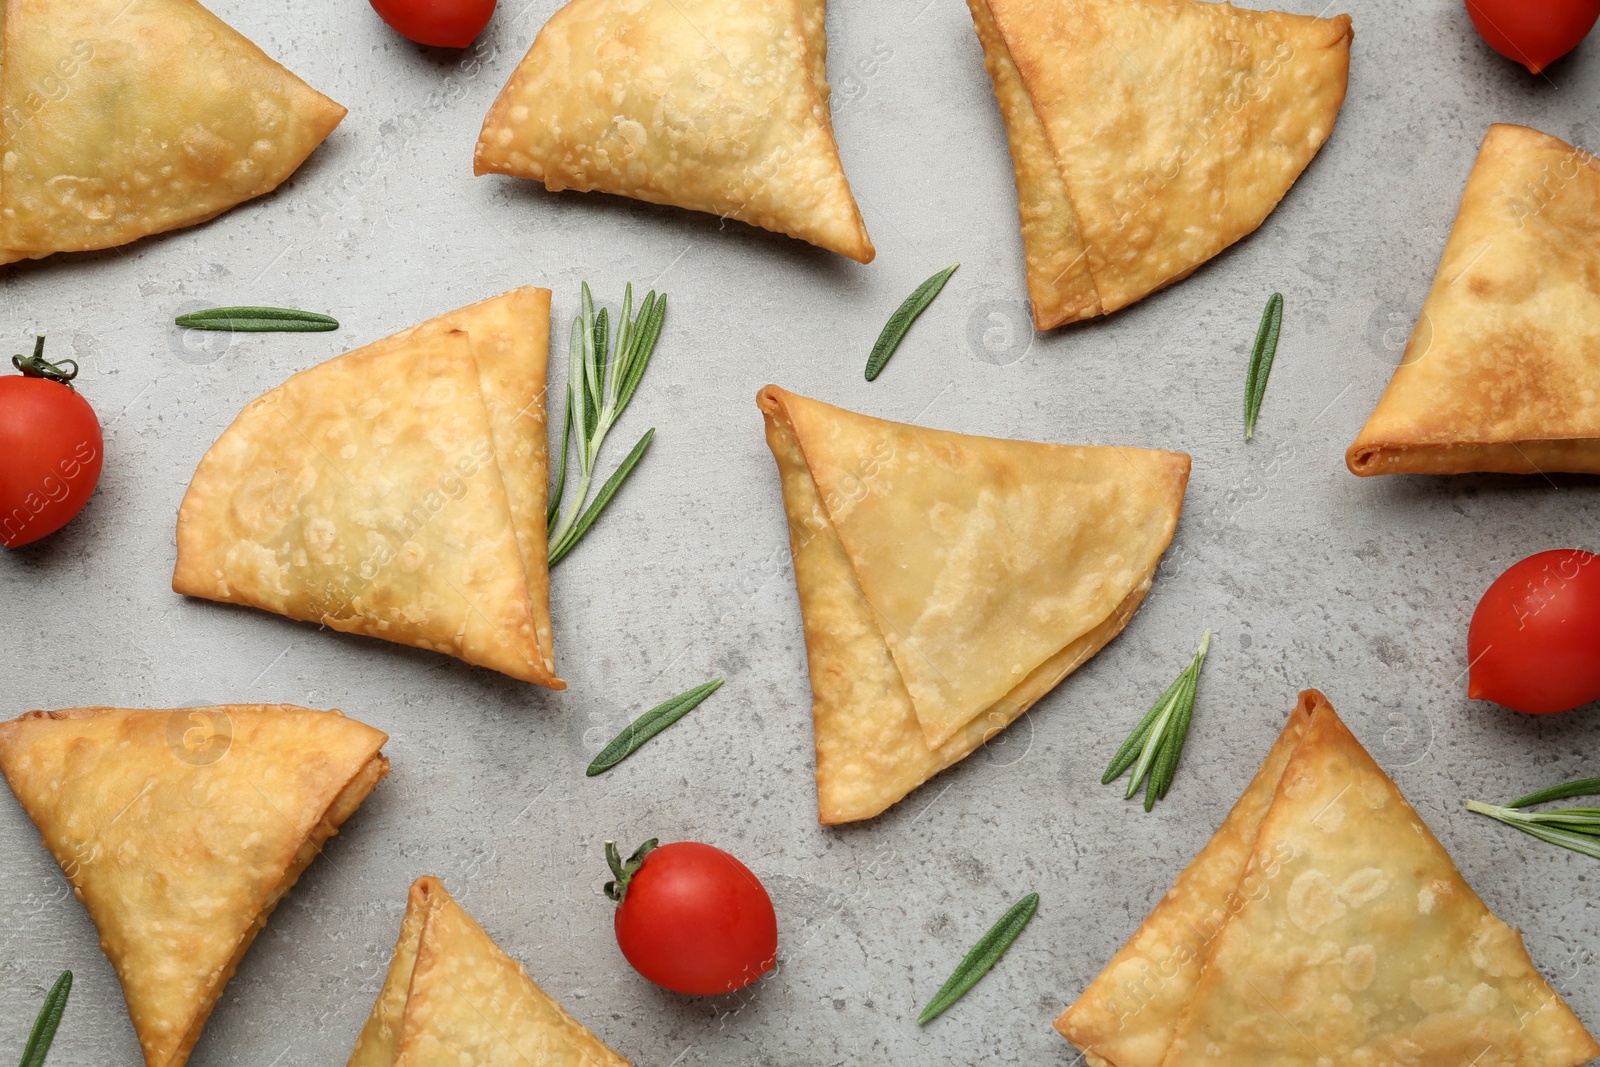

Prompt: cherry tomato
xmin=0 ymin=339 xmax=103 ymax=549
xmin=368 ymin=0 xmax=496 ymax=48
xmin=1468 ymin=549 xmax=1600 ymax=714
xmin=1464 ymin=0 xmax=1600 ymax=74
xmin=604 ymin=839 xmax=777 ymax=995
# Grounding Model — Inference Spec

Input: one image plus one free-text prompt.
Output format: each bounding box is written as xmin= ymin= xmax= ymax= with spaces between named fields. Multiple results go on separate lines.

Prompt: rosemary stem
xmin=550 ymin=465 xmax=595 ymax=554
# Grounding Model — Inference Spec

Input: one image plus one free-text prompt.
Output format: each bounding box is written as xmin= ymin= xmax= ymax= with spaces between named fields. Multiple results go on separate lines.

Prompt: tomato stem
xmin=603 ymin=838 xmax=658 ymax=905
xmin=12 ymin=336 xmax=78 ymax=388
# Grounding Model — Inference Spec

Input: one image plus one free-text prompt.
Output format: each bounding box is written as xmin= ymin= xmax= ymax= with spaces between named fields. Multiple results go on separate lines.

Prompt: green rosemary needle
xmin=1103 ymin=631 xmax=1211 ymax=811
xmin=1244 ymin=292 xmax=1283 ymax=439
xmin=586 ymin=678 xmax=724 ymax=776
xmin=1468 ymin=777 xmax=1600 ymax=861
xmin=17 ymin=970 xmax=71 ymax=1067
xmin=547 ymin=282 xmax=667 ymax=564
xmin=174 ymin=306 xmax=339 ymax=332
xmin=865 ymin=263 xmax=958 ymax=382
xmin=917 ymin=893 xmax=1038 ymax=1024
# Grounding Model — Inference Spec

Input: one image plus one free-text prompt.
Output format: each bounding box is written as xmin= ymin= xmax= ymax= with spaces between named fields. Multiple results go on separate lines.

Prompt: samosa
xmin=967 ymin=0 xmax=1352 ymax=328
xmin=759 ymin=385 xmax=1188 ymax=824
xmin=0 ymin=0 xmax=344 ymax=264
xmin=347 ymin=876 xmax=630 ymax=1067
xmin=173 ymin=288 xmax=562 ymax=688
xmin=475 ymin=0 xmax=874 ymax=263
xmin=1057 ymin=691 xmax=1600 ymax=1067
xmin=1348 ymin=124 xmax=1600 ymax=476
xmin=0 ymin=704 xmax=389 ymax=1067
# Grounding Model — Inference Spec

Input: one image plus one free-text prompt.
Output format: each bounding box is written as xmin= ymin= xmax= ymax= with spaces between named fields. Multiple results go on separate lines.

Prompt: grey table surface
xmin=4 ymin=0 xmax=1600 ymax=1063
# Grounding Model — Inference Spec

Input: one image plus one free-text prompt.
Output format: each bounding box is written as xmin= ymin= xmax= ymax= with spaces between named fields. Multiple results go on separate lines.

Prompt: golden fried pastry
xmin=173 ymin=288 xmax=562 ymax=688
xmin=0 ymin=704 xmax=389 ymax=1067
xmin=1348 ymin=125 xmax=1600 ymax=476
xmin=1057 ymin=691 xmax=1600 ymax=1067
xmin=348 ymin=876 xmax=629 ymax=1067
xmin=475 ymin=0 xmax=874 ymax=263
xmin=759 ymin=385 xmax=1189 ymax=824
xmin=967 ymin=0 xmax=1352 ymax=328
xmin=0 ymin=0 xmax=344 ymax=264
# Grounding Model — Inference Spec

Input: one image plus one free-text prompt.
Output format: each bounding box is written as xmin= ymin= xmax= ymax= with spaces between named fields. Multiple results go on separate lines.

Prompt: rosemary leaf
xmin=1106 ymin=631 xmax=1210 ymax=810
xmin=1243 ymin=293 xmax=1283 ymax=439
xmin=1149 ymin=668 xmax=1201 ymax=809
xmin=547 ymin=389 xmax=573 ymax=525
xmin=548 ymin=283 xmax=667 ymax=564
xmin=617 ymin=295 xmax=666 ymax=411
xmin=1509 ymin=823 xmax=1600 ymax=859
xmin=865 ymin=263 xmax=959 ymax=382
xmin=18 ymin=970 xmax=71 ymax=1067
xmin=1517 ymin=810 xmax=1600 ymax=833
xmin=549 ymin=428 xmax=654 ymax=566
xmin=585 ymin=305 xmax=606 ymax=438
xmin=1508 ymin=778 xmax=1600 ymax=808
xmin=174 ymin=306 xmax=338 ymax=332
xmin=917 ymin=893 xmax=1038 ymax=1024
xmin=1125 ymin=688 xmax=1183 ymax=801
xmin=586 ymin=679 xmax=724 ymax=776
xmin=1468 ymin=801 xmax=1600 ymax=860
xmin=1469 ymin=778 xmax=1600 ymax=862
xmin=1102 ymin=672 xmax=1186 ymax=784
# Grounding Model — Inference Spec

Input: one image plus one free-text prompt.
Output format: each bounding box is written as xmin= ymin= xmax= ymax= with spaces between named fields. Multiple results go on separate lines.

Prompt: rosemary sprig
xmin=1243 ymin=292 xmax=1283 ymax=439
xmin=1468 ymin=778 xmax=1600 ymax=861
xmin=1103 ymin=631 xmax=1211 ymax=811
xmin=586 ymin=678 xmax=724 ymax=776
xmin=865 ymin=263 xmax=958 ymax=382
xmin=17 ymin=970 xmax=71 ymax=1067
xmin=547 ymin=282 xmax=667 ymax=564
xmin=917 ymin=893 xmax=1038 ymax=1024
xmin=174 ymin=306 xmax=339 ymax=332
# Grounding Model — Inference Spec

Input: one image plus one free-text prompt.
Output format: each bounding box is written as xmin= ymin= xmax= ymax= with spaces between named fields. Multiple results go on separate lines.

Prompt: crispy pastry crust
xmin=759 ymin=385 xmax=1189 ymax=823
xmin=968 ymin=0 xmax=1351 ymax=328
xmin=347 ymin=877 xmax=630 ymax=1067
xmin=0 ymin=704 xmax=389 ymax=1067
xmin=0 ymin=0 xmax=343 ymax=261
xmin=173 ymin=289 xmax=563 ymax=688
xmin=1348 ymin=125 xmax=1600 ymax=476
xmin=475 ymin=0 xmax=874 ymax=262
xmin=1057 ymin=691 xmax=1600 ymax=1067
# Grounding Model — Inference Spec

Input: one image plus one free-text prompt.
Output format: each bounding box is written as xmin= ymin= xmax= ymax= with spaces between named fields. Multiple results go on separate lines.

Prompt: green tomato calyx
xmin=12 ymin=336 xmax=77 ymax=388
xmin=603 ymin=838 xmax=658 ymax=905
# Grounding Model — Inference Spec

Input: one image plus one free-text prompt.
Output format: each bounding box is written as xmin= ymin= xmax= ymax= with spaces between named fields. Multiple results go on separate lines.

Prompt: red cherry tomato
xmin=1468 ymin=549 xmax=1600 ymax=714
xmin=0 ymin=341 xmax=103 ymax=548
xmin=368 ymin=0 xmax=496 ymax=48
xmin=1465 ymin=0 xmax=1600 ymax=74
xmin=605 ymin=840 xmax=777 ymax=996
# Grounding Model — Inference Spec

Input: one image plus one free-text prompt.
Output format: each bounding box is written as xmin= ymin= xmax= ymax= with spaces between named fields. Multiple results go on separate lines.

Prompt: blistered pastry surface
xmin=0 ymin=0 xmax=343 ymax=256
xmin=0 ymin=705 xmax=386 ymax=1067
xmin=474 ymin=0 xmax=873 ymax=261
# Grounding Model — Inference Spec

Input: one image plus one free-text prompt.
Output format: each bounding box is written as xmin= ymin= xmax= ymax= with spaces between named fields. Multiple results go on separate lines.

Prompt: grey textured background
xmin=3 ymin=0 xmax=1600 ymax=1063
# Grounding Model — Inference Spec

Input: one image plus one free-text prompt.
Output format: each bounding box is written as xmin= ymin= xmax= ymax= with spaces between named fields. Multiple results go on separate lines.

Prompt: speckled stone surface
xmin=2 ymin=1 xmax=1598 ymax=1064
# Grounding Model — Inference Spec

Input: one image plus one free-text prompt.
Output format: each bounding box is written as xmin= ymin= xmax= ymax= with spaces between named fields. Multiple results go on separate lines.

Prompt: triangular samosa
xmin=0 ymin=0 xmax=345 ymax=263
xmin=0 ymin=704 xmax=389 ymax=1067
xmin=1348 ymin=124 xmax=1600 ymax=476
xmin=759 ymin=385 xmax=1189 ymax=824
xmin=474 ymin=0 xmax=875 ymax=263
xmin=1056 ymin=696 xmax=1317 ymax=1067
xmin=347 ymin=876 xmax=630 ymax=1067
xmin=967 ymin=0 xmax=1352 ymax=328
xmin=1057 ymin=691 xmax=1600 ymax=1067
xmin=173 ymin=288 xmax=563 ymax=688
